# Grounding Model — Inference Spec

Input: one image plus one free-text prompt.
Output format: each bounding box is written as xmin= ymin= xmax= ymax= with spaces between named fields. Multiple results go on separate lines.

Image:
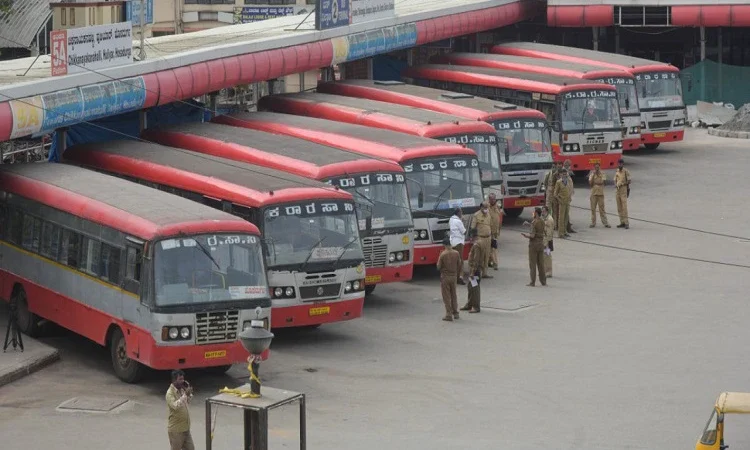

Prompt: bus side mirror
xmin=418 ymin=190 xmax=424 ymax=208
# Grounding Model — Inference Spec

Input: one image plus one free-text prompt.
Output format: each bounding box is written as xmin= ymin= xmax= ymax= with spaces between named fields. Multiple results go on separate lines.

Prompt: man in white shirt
xmin=449 ymin=208 xmax=466 ymax=285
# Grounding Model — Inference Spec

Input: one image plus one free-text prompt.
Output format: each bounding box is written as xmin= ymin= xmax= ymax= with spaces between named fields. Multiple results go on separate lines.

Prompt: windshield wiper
xmin=300 ymin=237 xmax=326 ymax=272
xmin=179 ymin=232 xmax=220 ymax=271
xmin=333 ymin=237 xmax=361 ymax=269
xmin=354 ymin=188 xmax=376 ymax=206
xmin=432 ymin=183 xmax=453 ymax=211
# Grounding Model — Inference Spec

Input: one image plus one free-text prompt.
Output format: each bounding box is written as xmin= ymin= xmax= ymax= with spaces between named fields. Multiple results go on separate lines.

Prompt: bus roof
xmin=143 ymin=122 xmax=403 ymax=181
xmin=0 ymin=163 xmax=258 ymax=240
xmin=491 ymin=42 xmax=679 ymax=74
xmin=63 ymin=141 xmax=352 ymax=208
xmin=432 ymin=53 xmax=633 ymax=81
xmin=215 ymin=111 xmax=477 ymax=164
xmin=403 ymin=64 xmax=616 ymax=96
xmin=316 ymin=79 xmax=546 ymax=122
xmin=258 ymin=92 xmax=496 ymax=138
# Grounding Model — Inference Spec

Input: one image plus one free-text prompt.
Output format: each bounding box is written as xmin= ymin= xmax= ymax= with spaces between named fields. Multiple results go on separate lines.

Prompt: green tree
xmin=0 ymin=0 xmax=14 ymax=15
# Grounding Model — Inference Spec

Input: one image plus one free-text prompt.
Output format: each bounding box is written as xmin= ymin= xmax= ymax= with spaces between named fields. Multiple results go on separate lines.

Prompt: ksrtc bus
xmin=249 ymin=104 xmax=485 ymax=265
xmin=431 ymin=53 xmax=642 ymax=152
xmin=402 ymin=64 xmax=623 ymax=173
xmin=63 ymin=141 xmax=366 ymax=329
xmin=0 ymin=163 xmax=271 ymax=382
xmin=491 ymin=42 xmax=686 ymax=149
xmin=143 ymin=122 xmax=413 ymax=295
xmin=317 ymin=79 xmax=553 ymax=216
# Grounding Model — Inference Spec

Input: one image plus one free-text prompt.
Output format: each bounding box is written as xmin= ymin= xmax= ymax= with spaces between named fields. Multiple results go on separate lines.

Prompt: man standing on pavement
xmin=437 ymin=237 xmax=462 ymax=321
xmin=487 ymin=193 xmax=502 ymax=271
xmin=588 ymin=162 xmax=610 ymax=228
xmin=553 ymin=172 xmax=573 ymax=239
xmin=614 ymin=159 xmax=632 ymax=229
xmin=471 ymin=202 xmax=493 ymax=278
xmin=542 ymin=205 xmax=555 ymax=278
xmin=449 ymin=208 xmax=466 ymax=284
xmin=460 ymin=229 xmax=484 ymax=314
xmin=545 ymin=161 xmax=563 ymax=228
xmin=166 ymin=369 xmax=195 ymax=450
xmin=562 ymin=160 xmax=577 ymax=234
xmin=522 ymin=207 xmax=547 ymax=287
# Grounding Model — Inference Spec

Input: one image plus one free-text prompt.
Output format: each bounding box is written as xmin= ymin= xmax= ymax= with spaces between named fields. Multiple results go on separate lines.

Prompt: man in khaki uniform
xmin=166 ymin=369 xmax=195 ymax=450
xmin=522 ymin=207 xmax=547 ymax=287
xmin=588 ymin=162 xmax=610 ymax=228
xmin=562 ymin=160 xmax=577 ymax=234
xmin=553 ymin=173 xmax=573 ymax=238
xmin=614 ymin=159 xmax=631 ymax=229
xmin=487 ymin=193 xmax=502 ymax=271
xmin=460 ymin=229 xmax=484 ymax=313
xmin=437 ymin=237 xmax=462 ymax=321
xmin=542 ymin=206 xmax=555 ymax=278
xmin=544 ymin=161 xmax=563 ymax=227
xmin=471 ymin=202 xmax=493 ymax=278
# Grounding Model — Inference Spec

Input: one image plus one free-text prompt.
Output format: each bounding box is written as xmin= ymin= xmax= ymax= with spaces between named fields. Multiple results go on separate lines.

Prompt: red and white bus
xmin=0 ymin=163 xmax=272 ymax=382
xmin=431 ymin=53 xmax=642 ymax=152
xmin=252 ymin=103 xmax=485 ymax=266
xmin=491 ymin=42 xmax=686 ymax=150
xmin=63 ymin=141 xmax=366 ymax=330
xmin=402 ymin=64 xmax=623 ymax=173
xmin=317 ymin=79 xmax=553 ymax=216
xmin=143 ymin=122 xmax=413 ymax=296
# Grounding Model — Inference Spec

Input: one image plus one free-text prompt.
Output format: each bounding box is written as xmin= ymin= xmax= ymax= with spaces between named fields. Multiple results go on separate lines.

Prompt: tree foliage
xmin=0 ymin=0 xmax=14 ymax=16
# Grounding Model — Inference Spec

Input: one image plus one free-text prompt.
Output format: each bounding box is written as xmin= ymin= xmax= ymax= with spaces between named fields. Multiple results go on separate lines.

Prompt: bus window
xmin=40 ymin=221 xmax=61 ymax=260
xmin=100 ymin=244 xmax=121 ymax=284
xmin=125 ymin=246 xmax=142 ymax=282
xmin=7 ymin=209 xmax=23 ymax=245
xmin=21 ymin=214 xmax=42 ymax=253
xmin=81 ymin=237 xmax=102 ymax=276
xmin=59 ymin=229 xmax=81 ymax=268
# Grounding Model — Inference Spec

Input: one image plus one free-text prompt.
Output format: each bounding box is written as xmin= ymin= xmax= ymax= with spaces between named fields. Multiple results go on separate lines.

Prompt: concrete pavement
xmin=0 ymin=303 xmax=59 ymax=388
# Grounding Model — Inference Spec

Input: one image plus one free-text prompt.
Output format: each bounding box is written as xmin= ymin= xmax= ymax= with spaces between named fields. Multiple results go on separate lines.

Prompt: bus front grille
xmin=363 ymin=243 xmax=388 ymax=268
xmin=299 ymin=284 xmax=342 ymax=300
xmin=431 ymin=229 xmax=448 ymax=243
xmin=195 ymin=310 xmax=240 ymax=344
xmin=648 ymin=120 xmax=672 ymax=129
xmin=582 ymin=143 xmax=608 ymax=153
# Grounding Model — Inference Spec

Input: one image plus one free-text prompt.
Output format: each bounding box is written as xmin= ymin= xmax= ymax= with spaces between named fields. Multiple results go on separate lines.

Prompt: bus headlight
xmin=353 ymin=280 xmax=361 ymax=291
xmin=564 ymin=144 xmax=571 ymax=151
xmin=274 ymin=287 xmax=283 ymax=298
xmin=414 ymin=229 xmax=428 ymax=241
xmin=180 ymin=327 xmax=190 ymax=339
xmin=629 ymin=126 xmax=640 ymax=134
xmin=169 ymin=328 xmax=179 ymax=339
xmin=345 ymin=282 xmax=352 ymax=292
xmin=674 ymin=119 xmax=685 ymax=126
xmin=610 ymin=141 xmax=623 ymax=149
xmin=162 ymin=326 xmax=192 ymax=341
xmin=285 ymin=287 xmax=294 ymax=297
xmin=389 ymin=253 xmax=396 ymax=262
xmin=271 ymin=287 xmax=295 ymax=298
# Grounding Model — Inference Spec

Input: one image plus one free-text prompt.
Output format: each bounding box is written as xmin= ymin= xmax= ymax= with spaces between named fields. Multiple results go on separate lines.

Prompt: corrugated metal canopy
xmin=0 ymin=0 xmax=52 ymax=49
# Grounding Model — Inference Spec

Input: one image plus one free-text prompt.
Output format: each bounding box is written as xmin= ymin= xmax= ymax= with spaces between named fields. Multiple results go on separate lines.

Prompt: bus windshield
xmin=493 ymin=119 xmax=553 ymax=168
xmin=404 ymin=155 xmax=484 ymax=213
xmin=600 ymin=77 xmax=639 ymax=115
xmin=441 ymin=134 xmax=501 ymax=183
xmin=154 ymin=234 xmax=268 ymax=306
xmin=263 ymin=199 xmax=363 ymax=268
xmin=561 ymin=90 xmax=621 ymax=132
xmin=334 ymin=173 xmax=412 ymax=233
xmin=635 ymin=72 xmax=684 ymax=109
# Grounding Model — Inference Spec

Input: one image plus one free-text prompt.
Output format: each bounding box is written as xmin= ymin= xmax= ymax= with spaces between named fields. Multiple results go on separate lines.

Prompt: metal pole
xmin=700 ymin=26 xmax=706 ymax=101
xmin=205 ymin=401 xmax=212 ymax=450
xmin=138 ymin=109 xmax=147 ymax=133
xmin=299 ymin=71 xmax=305 ymax=92
xmin=56 ymin=128 xmax=67 ymax=159
xmin=209 ymin=93 xmax=217 ymax=120
xmin=250 ymin=360 xmax=261 ymax=395
xmin=299 ymin=395 xmax=307 ymax=450
xmin=139 ymin=0 xmax=146 ymax=60
xmin=592 ymin=27 xmax=599 ymax=51
xmin=718 ymin=27 xmax=723 ymax=101
xmin=615 ymin=27 xmax=620 ymax=54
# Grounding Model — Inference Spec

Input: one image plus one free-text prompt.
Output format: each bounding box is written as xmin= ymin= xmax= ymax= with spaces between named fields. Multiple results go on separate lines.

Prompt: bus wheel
xmin=109 ymin=327 xmax=145 ymax=383
xmin=504 ymin=208 xmax=523 ymax=219
xmin=645 ymin=143 xmax=660 ymax=150
xmin=11 ymin=288 xmax=41 ymax=337
xmin=365 ymin=285 xmax=376 ymax=296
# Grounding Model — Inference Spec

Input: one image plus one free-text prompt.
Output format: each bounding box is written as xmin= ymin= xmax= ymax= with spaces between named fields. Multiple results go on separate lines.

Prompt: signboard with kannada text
xmin=56 ymin=22 xmax=134 ymax=76
xmin=233 ymin=6 xmax=307 ymax=23
xmin=316 ymin=0 xmax=350 ymax=30
xmin=351 ymin=0 xmax=395 ymax=24
xmin=345 ymin=23 xmax=416 ymax=61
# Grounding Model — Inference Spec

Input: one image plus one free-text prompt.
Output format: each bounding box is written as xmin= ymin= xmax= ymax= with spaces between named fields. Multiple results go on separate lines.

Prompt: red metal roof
xmin=547 ymin=4 xmax=750 ymax=27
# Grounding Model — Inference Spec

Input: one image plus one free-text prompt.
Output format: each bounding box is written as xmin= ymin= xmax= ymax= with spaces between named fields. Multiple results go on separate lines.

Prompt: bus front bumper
xmin=641 ymin=129 xmax=685 ymax=145
xmin=365 ymin=264 xmax=414 ymax=285
xmin=503 ymin=195 xmax=545 ymax=210
xmin=270 ymin=297 xmax=364 ymax=329
xmin=555 ymin=152 xmax=621 ymax=171
xmin=146 ymin=340 xmax=270 ymax=370
xmin=414 ymin=243 xmax=444 ymax=265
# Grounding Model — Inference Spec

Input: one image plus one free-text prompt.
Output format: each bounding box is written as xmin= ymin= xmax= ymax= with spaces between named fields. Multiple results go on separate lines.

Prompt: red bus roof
xmin=0 ymin=163 xmax=259 ymax=240
xmin=258 ymin=92 xmax=496 ymax=139
xmin=432 ymin=53 xmax=633 ymax=81
xmin=63 ymin=141 xmax=353 ymax=209
xmin=213 ymin=111 xmax=476 ymax=164
xmin=491 ymin=42 xmax=680 ymax=75
xmin=142 ymin=122 xmax=403 ymax=181
xmin=316 ymin=79 xmax=546 ymax=123
xmin=402 ymin=64 xmax=616 ymax=96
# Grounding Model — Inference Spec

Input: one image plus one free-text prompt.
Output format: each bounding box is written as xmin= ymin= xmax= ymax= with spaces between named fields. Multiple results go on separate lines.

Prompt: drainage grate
xmin=58 ymin=397 xmax=129 ymax=413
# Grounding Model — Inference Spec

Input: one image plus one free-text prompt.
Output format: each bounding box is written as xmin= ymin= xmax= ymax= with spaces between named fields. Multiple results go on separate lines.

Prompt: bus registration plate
xmin=514 ymin=199 xmax=532 ymax=207
xmin=204 ymin=350 xmax=226 ymax=359
xmin=589 ymin=158 xmax=601 ymax=165
xmin=653 ymin=133 xmax=666 ymax=138
xmin=309 ymin=306 xmax=330 ymax=316
xmin=365 ymin=275 xmax=382 ymax=283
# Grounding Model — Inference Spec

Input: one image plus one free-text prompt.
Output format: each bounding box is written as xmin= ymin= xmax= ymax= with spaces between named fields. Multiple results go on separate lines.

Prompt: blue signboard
xmin=234 ymin=6 xmax=305 ymax=23
xmin=345 ymin=23 xmax=417 ymax=62
xmin=125 ymin=0 xmax=153 ymax=26
xmin=316 ymin=0 xmax=350 ymax=30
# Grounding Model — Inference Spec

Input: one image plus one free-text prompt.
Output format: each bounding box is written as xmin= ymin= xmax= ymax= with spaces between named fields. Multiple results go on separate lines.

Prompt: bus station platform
xmin=0 ymin=303 xmax=60 ymax=388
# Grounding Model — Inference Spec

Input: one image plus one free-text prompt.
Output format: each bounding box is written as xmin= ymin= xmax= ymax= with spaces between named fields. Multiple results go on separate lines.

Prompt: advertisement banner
xmin=345 ymin=23 xmax=417 ymax=62
xmin=50 ymin=30 xmax=68 ymax=76
xmin=61 ymin=22 xmax=134 ymax=75
xmin=316 ymin=0 xmax=350 ymax=30
xmin=351 ymin=0 xmax=395 ymax=24
xmin=9 ymin=96 xmax=45 ymax=140
xmin=125 ymin=0 xmax=154 ymax=26
xmin=233 ymin=6 xmax=308 ymax=23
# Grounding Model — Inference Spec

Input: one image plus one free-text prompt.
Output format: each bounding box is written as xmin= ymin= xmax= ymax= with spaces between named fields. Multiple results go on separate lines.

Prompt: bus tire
xmin=503 ymin=208 xmax=523 ymax=219
xmin=644 ymin=143 xmax=660 ymax=150
xmin=365 ymin=285 xmax=376 ymax=296
xmin=109 ymin=327 xmax=145 ymax=383
xmin=11 ymin=287 xmax=41 ymax=337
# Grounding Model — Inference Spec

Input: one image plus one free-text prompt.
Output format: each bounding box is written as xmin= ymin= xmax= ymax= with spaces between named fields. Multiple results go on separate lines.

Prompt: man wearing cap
xmin=588 ymin=162 xmax=610 ymax=228
xmin=544 ymin=161 xmax=563 ymax=228
xmin=553 ymin=170 xmax=573 ymax=239
xmin=471 ymin=202 xmax=493 ymax=278
xmin=437 ymin=236 xmax=462 ymax=321
xmin=460 ymin=229 xmax=484 ymax=313
xmin=614 ymin=159 xmax=632 ymax=229
xmin=542 ymin=205 xmax=555 ymax=278
xmin=448 ymin=208 xmax=466 ymax=285
xmin=487 ymin=193 xmax=503 ymax=270
xmin=562 ymin=160 xmax=577 ymax=234
xmin=522 ymin=207 xmax=547 ymax=287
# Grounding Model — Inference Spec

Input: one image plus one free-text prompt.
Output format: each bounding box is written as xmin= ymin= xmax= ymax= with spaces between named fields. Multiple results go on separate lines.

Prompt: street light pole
xmin=139 ymin=0 xmax=146 ymax=60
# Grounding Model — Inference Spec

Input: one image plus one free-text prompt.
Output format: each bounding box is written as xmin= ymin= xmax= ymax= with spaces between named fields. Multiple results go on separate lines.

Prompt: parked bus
xmin=316 ymin=79 xmax=552 ymax=217
xmin=491 ymin=42 xmax=686 ymax=150
xmin=0 ymin=163 xmax=271 ymax=382
xmin=249 ymin=104 xmax=485 ymax=266
xmin=142 ymin=122 xmax=413 ymax=295
xmin=63 ymin=141 xmax=366 ymax=330
xmin=430 ymin=53 xmax=642 ymax=152
xmin=257 ymin=92 xmax=501 ymax=198
xmin=402 ymin=64 xmax=623 ymax=173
